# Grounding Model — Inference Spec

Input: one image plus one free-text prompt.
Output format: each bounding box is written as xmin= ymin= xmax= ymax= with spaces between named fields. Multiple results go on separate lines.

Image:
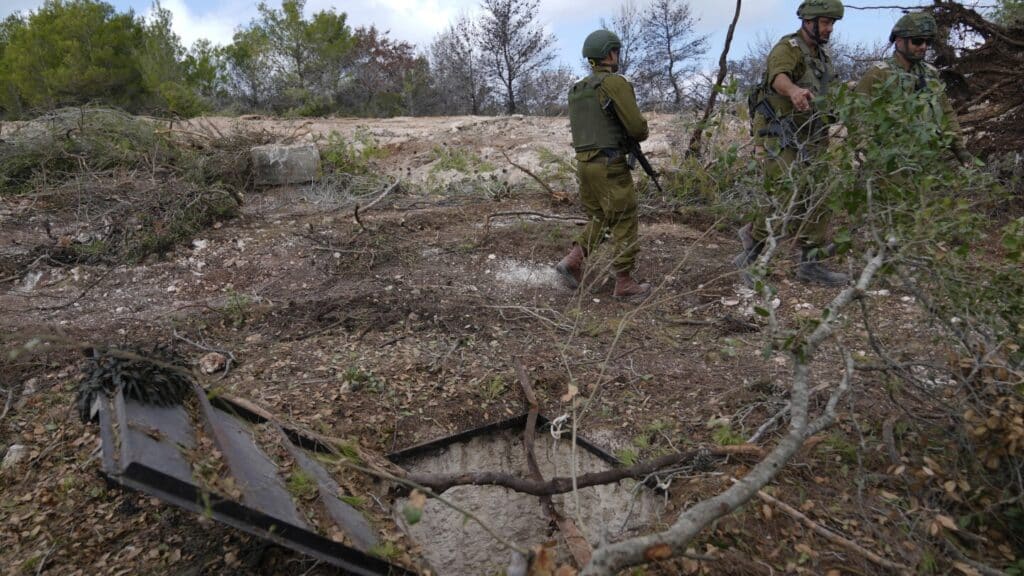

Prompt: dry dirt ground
xmin=0 ymin=115 xmax=988 ymax=575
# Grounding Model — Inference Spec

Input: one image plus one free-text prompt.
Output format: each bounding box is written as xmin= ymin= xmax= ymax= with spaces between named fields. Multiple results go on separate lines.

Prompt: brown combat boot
xmin=613 ymin=271 xmax=651 ymax=302
xmin=555 ymin=244 xmax=585 ymax=289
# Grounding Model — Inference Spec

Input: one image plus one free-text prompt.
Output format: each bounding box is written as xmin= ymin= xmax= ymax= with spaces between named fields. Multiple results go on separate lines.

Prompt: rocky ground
xmin=0 ymin=114 xmax=1009 ymax=575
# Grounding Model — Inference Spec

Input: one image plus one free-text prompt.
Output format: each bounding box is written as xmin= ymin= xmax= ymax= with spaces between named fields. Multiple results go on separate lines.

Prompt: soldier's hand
xmin=789 ymin=88 xmax=814 ymax=112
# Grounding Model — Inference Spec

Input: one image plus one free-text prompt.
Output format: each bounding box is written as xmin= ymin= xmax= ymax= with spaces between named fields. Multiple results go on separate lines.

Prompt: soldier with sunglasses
xmin=855 ymin=12 xmax=973 ymax=166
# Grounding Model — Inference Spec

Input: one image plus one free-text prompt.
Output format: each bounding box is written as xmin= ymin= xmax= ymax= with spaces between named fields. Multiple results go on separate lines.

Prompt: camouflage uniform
xmin=752 ymin=31 xmax=836 ymax=247
xmin=855 ymin=13 xmax=972 ymax=165
xmin=556 ymin=29 xmax=652 ymax=302
xmin=736 ymin=0 xmax=850 ymax=287
xmin=569 ymin=64 xmax=649 ymax=273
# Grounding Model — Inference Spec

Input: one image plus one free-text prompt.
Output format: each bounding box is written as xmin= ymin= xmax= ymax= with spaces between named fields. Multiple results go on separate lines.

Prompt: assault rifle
xmin=605 ymin=98 xmax=663 ymax=194
xmin=625 ymin=137 xmax=663 ymax=194
xmin=754 ymin=99 xmax=810 ymax=163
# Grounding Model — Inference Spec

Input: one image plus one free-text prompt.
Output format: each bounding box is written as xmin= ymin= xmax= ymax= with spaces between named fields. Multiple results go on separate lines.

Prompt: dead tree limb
xmin=687 ymin=0 xmax=741 ymax=156
xmin=404 ymin=444 xmax=763 ymax=497
xmin=501 ymin=150 xmax=557 ymax=197
xmin=750 ymin=483 xmax=913 ymax=575
xmin=352 ymin=179 xmax=402 ymax=233
xmin=516 ymin=360 xmax=592 ymax=568
xmin=580 ymin=247 xmax=888 ymax=575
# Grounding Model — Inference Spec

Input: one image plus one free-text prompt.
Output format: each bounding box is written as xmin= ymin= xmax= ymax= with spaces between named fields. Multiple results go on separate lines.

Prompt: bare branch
xmin=581 ymin=248 xmax=888 ymax=575
xmin=750 ymin=482 xmax=913 ymax=574
xmin=405 ymin=445 xmax=763 ymax=497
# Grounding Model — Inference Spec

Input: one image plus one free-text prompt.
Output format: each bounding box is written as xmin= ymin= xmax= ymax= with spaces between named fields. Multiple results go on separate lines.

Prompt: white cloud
xmin=305 ymin=0 xmax=468 ymax=48
xmin=1 ymin=0 xmax=44 ymax=19
xmin=147 ymin=0 xmax=255 ymax=48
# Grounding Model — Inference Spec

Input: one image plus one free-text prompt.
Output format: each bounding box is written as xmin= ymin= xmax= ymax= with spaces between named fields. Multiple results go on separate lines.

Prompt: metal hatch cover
xmin=96 ymin=385 xmax=413 ymax=576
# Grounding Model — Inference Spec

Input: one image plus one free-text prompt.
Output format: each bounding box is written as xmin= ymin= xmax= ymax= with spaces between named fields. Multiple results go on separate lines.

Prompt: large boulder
xmin=251 ymin=143 xmax=321 ymax=186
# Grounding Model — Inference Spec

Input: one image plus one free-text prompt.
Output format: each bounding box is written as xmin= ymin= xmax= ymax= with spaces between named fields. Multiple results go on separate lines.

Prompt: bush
xmin=321 ymin=129 xmax=388 ymax=174
xmin=0 ymin=107 xmax=251 ymax=263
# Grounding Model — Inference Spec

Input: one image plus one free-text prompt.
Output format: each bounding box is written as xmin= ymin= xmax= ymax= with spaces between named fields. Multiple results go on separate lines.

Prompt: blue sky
xmin=2 ymin=0 xmax=917 ymax=69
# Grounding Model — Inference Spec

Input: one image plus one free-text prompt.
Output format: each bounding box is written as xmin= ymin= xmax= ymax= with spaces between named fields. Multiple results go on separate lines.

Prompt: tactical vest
xmin=884 ymin=58 xmax=947 ymax=126
xmin=764 ymin=33 xmax=834 ymax=118
xmin=568 ymin=72 xmax=626 ymax=153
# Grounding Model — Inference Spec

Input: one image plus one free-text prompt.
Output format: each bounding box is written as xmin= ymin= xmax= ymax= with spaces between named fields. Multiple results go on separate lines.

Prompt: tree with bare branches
xmin=477 ymin=0 xmax=557 ymax=115
xmin=636 ymin=0 xmax=709 ymax=110
xmin=599 ymin=0 xmax=642 ymax=77
xmin=430 ymin=16 xmax=491 ymax=115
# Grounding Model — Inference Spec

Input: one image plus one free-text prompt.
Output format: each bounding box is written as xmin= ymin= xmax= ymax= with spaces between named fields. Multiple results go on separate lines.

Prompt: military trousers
xmin=752 ymin=141 xmax=831 ymax=248
xmin=576 ymin=156 xmax=639 ymax=273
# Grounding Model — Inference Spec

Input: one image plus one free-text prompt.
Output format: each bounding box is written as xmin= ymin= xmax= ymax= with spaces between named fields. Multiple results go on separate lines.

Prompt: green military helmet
xmin=582 ymin=29 xmax=622 ymax=60
xmin=890 ymin=12 xmax=937 ymax=42
xmin=796 ymin=0 xmax=844 ymax=20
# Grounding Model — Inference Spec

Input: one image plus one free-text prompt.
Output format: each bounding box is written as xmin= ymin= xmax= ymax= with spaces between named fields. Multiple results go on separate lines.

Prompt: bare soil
xmin=0 ymin=114 xmax=999 ymax=575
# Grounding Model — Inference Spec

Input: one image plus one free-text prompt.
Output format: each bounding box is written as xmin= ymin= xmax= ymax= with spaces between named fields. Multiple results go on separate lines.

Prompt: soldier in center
xmin=736 ymin=0 xmax=850 ymax=286
xmin=555 ymin=30 xmax=651 ymax=302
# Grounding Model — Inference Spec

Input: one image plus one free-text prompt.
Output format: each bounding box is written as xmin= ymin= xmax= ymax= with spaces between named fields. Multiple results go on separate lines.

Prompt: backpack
xmin=747 ymin=80 xmax=768 ymax=137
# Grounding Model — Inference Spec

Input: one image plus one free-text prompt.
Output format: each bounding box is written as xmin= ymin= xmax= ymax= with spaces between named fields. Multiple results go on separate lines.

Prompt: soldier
xmin=854 ymin=12 xmax=973 ymax=166
xmin=736 ymin=0 xmax=850 ymax=287
xmin=555 ymin=29 xmax=651 ymax=302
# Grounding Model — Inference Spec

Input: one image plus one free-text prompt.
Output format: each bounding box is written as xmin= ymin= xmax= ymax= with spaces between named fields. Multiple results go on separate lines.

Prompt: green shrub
xmin=321 ymin=129 xmax=388 ymax=174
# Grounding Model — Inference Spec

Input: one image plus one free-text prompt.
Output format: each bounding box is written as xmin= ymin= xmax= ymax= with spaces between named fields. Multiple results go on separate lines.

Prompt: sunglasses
xmin=909 ymin=37 xmax=933 ymax=47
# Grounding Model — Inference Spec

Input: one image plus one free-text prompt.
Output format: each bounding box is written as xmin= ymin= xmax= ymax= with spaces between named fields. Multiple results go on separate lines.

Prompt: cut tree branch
xmin=750 ymin=482 xmax=913 ymax=574
xmin=581 ymin=246 xmax=888 ymax=575
xmin=404 ymin=444 xmax=763 ymax=497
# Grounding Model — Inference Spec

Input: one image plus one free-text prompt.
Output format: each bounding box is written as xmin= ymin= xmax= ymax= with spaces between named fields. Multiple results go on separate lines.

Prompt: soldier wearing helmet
xmin=735 ymin=0 xmax=850 ymax=287
xmin=555 ymin=29 xmax=652 ymax=302
xmin=854 ymin=12 xmax=973 ymax=165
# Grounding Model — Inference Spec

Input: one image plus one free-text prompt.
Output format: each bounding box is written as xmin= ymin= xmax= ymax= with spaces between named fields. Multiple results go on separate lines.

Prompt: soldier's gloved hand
xmin=790 ymin=88 xmax=814 ymax=112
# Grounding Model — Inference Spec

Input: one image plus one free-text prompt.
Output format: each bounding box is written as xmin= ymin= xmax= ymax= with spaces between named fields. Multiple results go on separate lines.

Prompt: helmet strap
xmin=803 ymin=19 xmax=826 ymax=46
xmin=893 ymin=38 xmax=923 ymax=64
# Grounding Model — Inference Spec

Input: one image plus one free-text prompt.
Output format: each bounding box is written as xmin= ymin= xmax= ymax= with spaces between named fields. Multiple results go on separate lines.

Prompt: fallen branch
xmin=405 ymin=444 xmax=763 ymax=497
xmin=749 ymin=483 xmax=913 ymax=575
xmin=501 ymin=150 xmax=557 ymax=197
xmin=516 ymin=360 xmax=592 ymax=568
xmin=172 ymin=329 xmax=238 ymax=379
xmin=25 ymin=267 xmax=115 ymax=312
xmin=581 ymin=247 xmax=888 ymax=575
xmin=352 ymin=179 xmax=401 ymax=233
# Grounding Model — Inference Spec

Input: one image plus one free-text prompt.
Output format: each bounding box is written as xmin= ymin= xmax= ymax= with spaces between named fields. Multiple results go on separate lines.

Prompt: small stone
xmin=2 ymin=444 xmax=29 ymax=470
xmin=199 ymin=353 xmax=227 ymax=374
xmin=245 ymin=334 xmax=264 ymax=344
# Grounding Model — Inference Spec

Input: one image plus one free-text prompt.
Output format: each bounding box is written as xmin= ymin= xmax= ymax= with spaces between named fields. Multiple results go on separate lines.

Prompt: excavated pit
xmin=390 ymin=418 xmax=665 ymax=576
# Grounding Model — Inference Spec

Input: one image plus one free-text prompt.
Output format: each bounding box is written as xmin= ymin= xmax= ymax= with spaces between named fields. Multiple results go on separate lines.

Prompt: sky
xmin=1 ymin=0 xmax=927 ymax=69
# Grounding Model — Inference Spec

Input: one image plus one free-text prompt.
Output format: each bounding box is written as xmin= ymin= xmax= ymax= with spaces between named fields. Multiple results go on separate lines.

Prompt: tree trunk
xmin=687 ymin=0 xmax=742 ymax=156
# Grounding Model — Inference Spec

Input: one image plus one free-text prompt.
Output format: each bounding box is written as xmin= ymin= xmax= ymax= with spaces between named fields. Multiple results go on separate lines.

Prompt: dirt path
xmin=0 ymin=114 xmax=934 ymax=575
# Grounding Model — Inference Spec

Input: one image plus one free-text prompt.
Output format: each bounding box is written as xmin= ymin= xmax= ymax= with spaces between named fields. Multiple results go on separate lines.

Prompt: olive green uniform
xmin=568 ymin=64 xmax=649 ymax=273
xmin=752 ymin=32 xmax=836 ymax=246
xmin=855 ymin=58 xmax=970 ymax=164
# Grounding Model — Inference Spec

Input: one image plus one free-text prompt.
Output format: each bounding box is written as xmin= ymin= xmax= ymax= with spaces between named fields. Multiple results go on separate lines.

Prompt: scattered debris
xmin=198 ymin=352 xmax=227 ymax=374
xmin=2 ymin=444 xmax=28 ymax=470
